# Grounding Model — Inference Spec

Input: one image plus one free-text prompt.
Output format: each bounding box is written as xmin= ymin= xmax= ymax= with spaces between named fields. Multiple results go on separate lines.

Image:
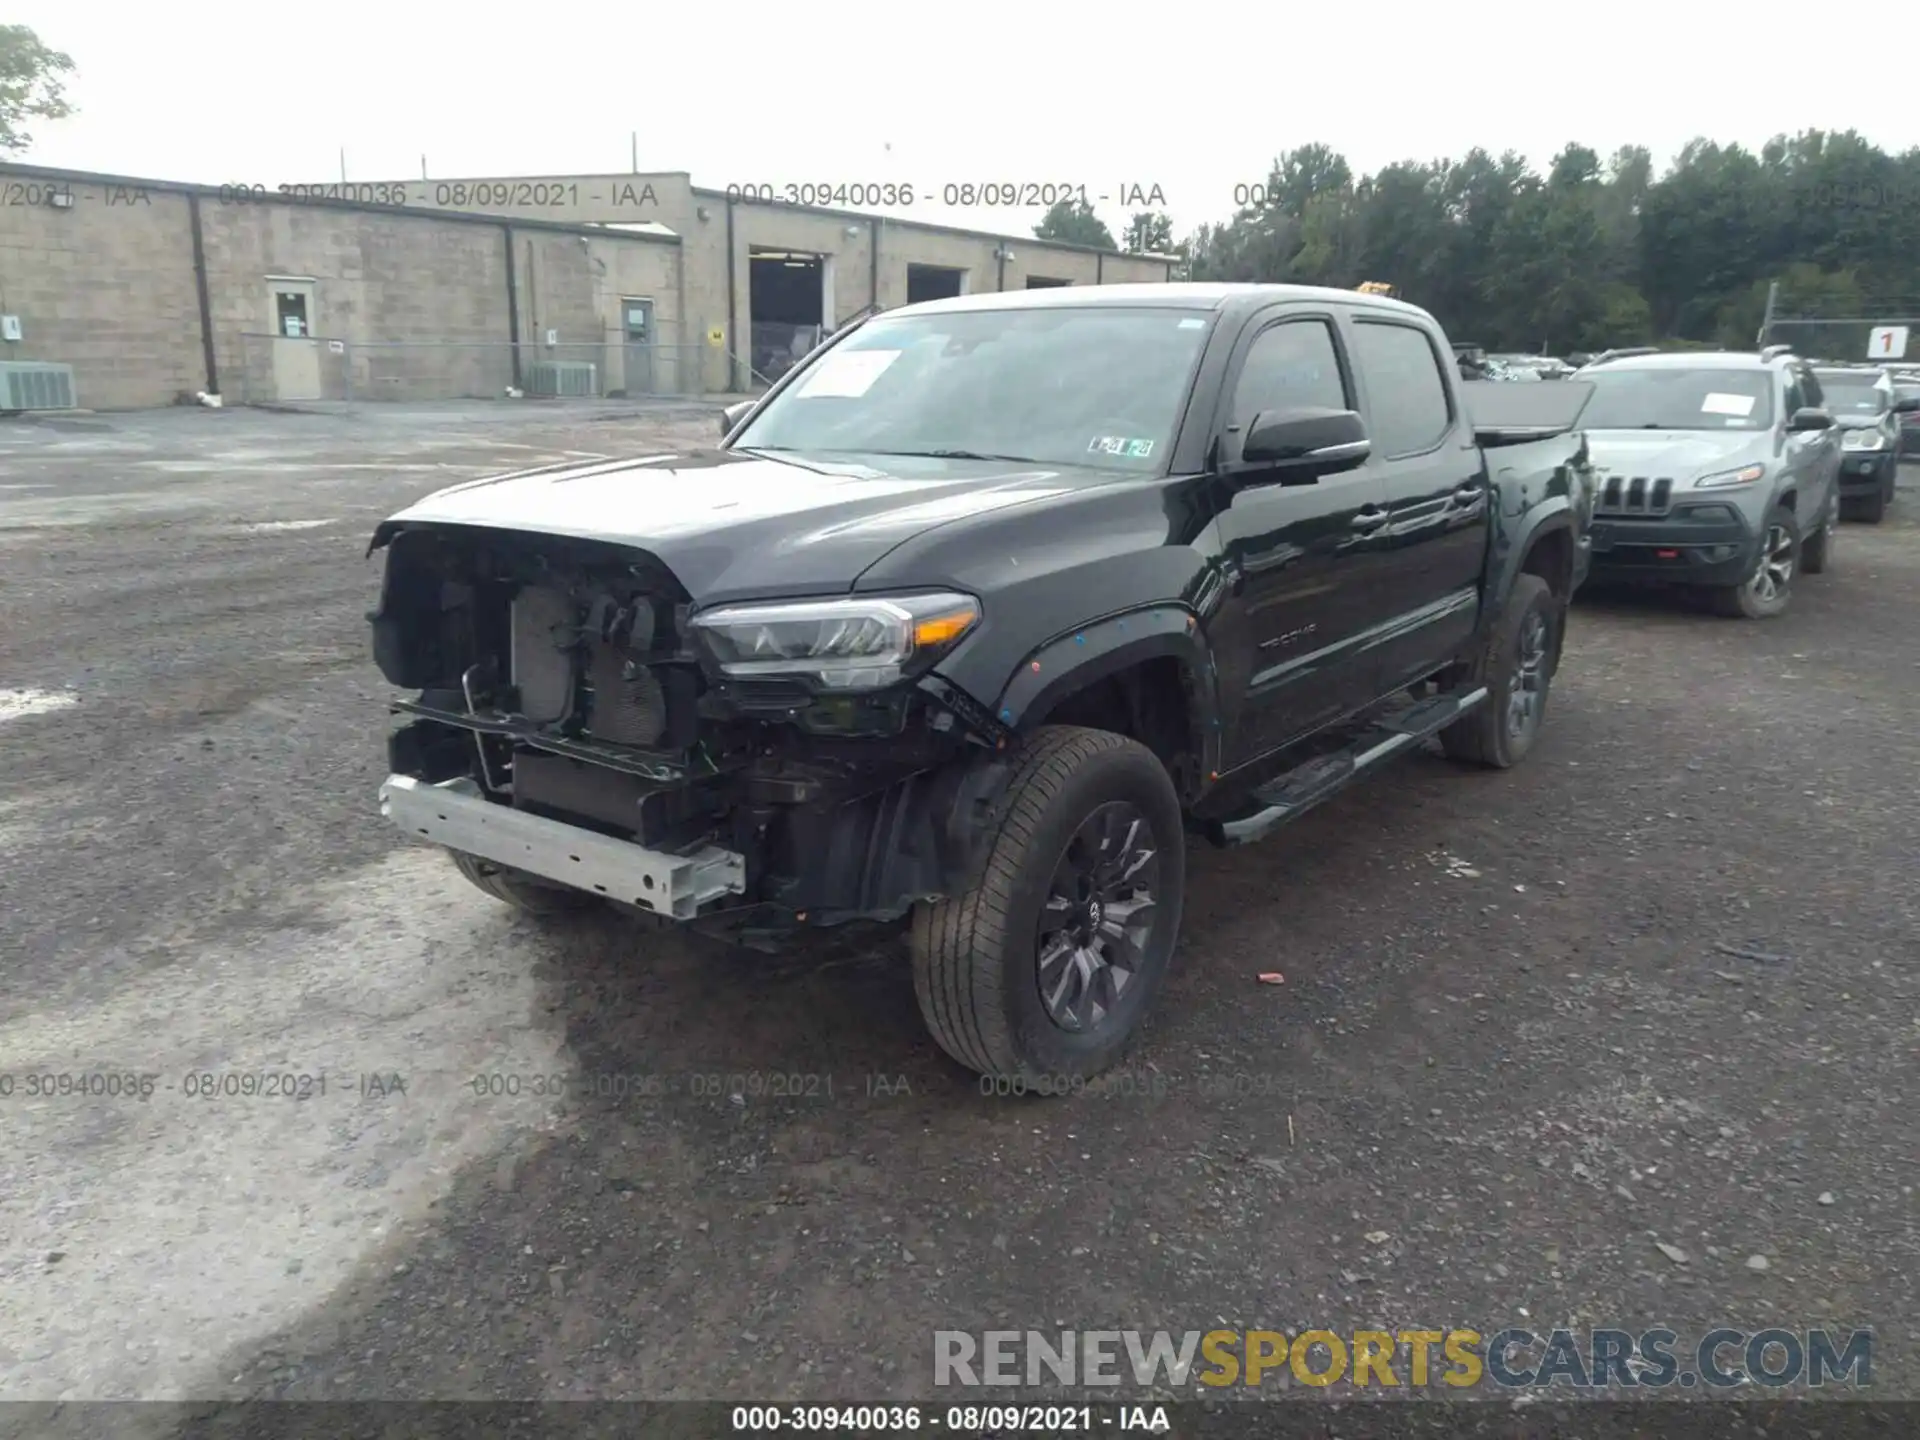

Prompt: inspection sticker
xmin=1089 ymin=436 xmax=1155 ymax=458
xmin=797 ymin=349 xmax=900 ymax=398
xmin=1700 ymin=392 xmax=1757 ymax=417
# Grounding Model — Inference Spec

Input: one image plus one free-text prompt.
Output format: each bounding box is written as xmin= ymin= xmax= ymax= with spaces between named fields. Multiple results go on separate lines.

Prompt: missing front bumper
xmin=379 ymin=774 xmax=745 ymax=920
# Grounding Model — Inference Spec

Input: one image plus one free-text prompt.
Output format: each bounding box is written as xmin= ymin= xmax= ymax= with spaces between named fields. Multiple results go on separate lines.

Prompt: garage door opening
xmin=750 ymin=249 xmax=827 ymax=383
xmin=907 ymin=264 xmax=967 ymax=304
xmin=1026 ymin=276 xmax=1072 ymax=289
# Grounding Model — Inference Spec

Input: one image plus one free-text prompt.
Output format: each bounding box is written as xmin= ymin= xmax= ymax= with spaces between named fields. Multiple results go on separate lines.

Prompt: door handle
xmin=1351 ymin=507 xmax=1390 ymax=531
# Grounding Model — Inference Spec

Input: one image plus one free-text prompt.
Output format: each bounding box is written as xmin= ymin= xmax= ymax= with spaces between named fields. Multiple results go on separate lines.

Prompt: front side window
xmin=733 ymin=306 xmax=1215 ymax=471
xmin=1230 ymin=318 xmax=1349 ymax=430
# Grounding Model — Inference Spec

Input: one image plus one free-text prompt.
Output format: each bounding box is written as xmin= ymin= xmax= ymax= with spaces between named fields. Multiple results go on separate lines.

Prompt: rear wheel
xmin=1712 ymin=509 xmax=1799 ymax=618
xmin=1439 ymin=572 xmax=1558 ymax=770
xmin=910 ymin=726 xmax=1186 ymax=1085
xmin=449 ymin=850 xmax=603 ymax=916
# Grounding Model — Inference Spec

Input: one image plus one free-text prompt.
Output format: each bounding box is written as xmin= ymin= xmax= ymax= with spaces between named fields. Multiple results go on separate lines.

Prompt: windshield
xmin=1577 ymin=367 xmax=1776 ymax=431
xmin=1818 ymin=378 xmax=1888 ymax=416
xmin=732 ymin=306 xmax=1214 ymax=470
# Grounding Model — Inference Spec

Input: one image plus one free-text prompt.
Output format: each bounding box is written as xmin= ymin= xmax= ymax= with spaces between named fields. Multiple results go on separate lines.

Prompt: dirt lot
xmin=0 ymin=402 xmax=1914 ymax=1410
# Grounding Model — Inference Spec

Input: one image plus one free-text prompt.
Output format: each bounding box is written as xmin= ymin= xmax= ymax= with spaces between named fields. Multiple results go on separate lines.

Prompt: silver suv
xmin=1815 ymin=365 xmax=1915 ymax=523
xmin=1571 ymin=349 xmax=1842 ymax=618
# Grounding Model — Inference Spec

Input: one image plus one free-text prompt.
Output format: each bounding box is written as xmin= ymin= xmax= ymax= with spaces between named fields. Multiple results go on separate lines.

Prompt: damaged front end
xmin=367 ymin=523 xmax=1012 ymax=934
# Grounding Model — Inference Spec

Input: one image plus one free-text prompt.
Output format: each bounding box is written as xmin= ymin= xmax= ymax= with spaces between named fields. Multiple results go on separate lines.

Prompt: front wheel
xmin=449 ymin=850 xmax=603 ymax=917
xmin=1843 ymin=483 xmax=1888 ymax=524
xmin=910 ymin=726 xmax=1186 ymax=1085
xmin=1712 ymin=509 xmax=1799 ymax=618
xmin=1801 ymin=495 xmax=1835 ymax=574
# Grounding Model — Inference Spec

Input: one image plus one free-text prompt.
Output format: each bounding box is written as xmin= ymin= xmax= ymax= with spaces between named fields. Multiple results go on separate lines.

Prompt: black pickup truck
xmin=369 ymin=284 xmax=1595 ymax=1084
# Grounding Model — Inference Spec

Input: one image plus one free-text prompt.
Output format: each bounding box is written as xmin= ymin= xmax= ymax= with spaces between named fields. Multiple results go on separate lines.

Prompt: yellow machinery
xmin=1355 ymin=281 xmax=1398 ymax=297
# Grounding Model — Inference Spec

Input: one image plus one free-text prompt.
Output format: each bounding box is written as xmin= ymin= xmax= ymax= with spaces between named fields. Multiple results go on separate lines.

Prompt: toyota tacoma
xmin=369 ymin=284 xmax=1594 ymax=1084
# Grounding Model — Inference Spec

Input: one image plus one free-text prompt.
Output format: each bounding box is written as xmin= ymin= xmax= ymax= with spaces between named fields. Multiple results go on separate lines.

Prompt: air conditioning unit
xmin=0 ymin=361 xmax=77 ymax=411
xmin=524 ymin=360 xmax=599 ymax=398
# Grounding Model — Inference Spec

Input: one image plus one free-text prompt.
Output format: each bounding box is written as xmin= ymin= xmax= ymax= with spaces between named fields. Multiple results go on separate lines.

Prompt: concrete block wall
xmin=0 ymin=187 xmax=206 ymax=409
xmin=0 ymin=165 xmax=686 ymax=408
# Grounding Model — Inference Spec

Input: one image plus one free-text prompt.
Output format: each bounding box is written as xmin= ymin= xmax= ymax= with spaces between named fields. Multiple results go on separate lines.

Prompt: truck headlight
xmin=688 ymin=592 xmax=980 ymax=690
xmin=1694 ymin=464 xmax=1766 ymax=489
xmin=1841 ymin=429 xmax=1887 ymax=451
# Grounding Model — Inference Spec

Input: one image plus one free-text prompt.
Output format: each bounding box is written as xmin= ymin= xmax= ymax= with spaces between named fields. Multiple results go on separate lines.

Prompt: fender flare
xmin=986 ymin=605 xmax=1224 ymax=787
xmin=1491 ymin=497 xmax=1577 ymax=609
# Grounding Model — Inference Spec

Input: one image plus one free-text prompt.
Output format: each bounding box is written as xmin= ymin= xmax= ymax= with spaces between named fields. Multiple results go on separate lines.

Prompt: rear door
xmin=1345 ymin=312 xmax=1487 ymax=694
xmin=1209 ymin=304 xmax=1397 ymax=767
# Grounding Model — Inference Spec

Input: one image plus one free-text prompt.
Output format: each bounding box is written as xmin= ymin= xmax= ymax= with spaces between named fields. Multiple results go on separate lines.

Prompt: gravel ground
xmin=0 ymin=403 xmax=1914 ymax=1414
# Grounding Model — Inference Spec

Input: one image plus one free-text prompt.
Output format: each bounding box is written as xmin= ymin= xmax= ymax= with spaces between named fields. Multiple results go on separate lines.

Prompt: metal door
xmin=268 ymin=281 xmax=321 ymax=401
xmin=622 ymin=298 xmax=657 ymax=396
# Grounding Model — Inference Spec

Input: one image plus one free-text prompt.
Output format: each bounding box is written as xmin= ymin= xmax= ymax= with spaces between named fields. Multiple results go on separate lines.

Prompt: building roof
xmin=0 ymin=162 xmax=683 ymax=244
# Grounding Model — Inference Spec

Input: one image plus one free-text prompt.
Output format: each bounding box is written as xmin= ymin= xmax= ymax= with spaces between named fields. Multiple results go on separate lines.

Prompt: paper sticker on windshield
xmin=1700 ymin=392 xmax=1757 ymax=417
xmin=796 ymin=349 xmax=900 ymax=398
xmin=1178 ymin=318 xmax=1207 ymax=329
xmin=1089 ymin=436 xmax=1155 ymax=459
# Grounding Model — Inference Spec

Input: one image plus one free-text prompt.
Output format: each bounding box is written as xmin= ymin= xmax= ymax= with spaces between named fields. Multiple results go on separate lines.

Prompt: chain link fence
xmin=234 ymin=332 xmax=757 ymax=406
xmin=1761 ymin=307 xmax=1920 ymax=367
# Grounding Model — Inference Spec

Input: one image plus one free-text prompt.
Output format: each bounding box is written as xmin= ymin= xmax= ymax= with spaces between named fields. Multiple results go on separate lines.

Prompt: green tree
xmin=0 ymin=24 xmax=74 ymax=154
xmin=1122 ymin=211 xmax=1175 ymax=255
xmin=1033 ymin=197 xmax=1115 ymax=250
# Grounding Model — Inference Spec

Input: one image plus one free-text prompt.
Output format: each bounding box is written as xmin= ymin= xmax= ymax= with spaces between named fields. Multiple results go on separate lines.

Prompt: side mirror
xmin=719 ymin=399 xmax=755 ymax=440
xmin=1239 ymin=407 xmax=1371 ymax=480
xmin=1786 ymin=406 xmax=1832 ymax=433
xmin=1893 ymin=396 xmax=1920 ymax=415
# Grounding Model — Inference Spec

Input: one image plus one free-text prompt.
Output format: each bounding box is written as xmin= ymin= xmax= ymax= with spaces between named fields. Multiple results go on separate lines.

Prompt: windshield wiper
xmin=865 ymin=448 xmax=1040 ymax=463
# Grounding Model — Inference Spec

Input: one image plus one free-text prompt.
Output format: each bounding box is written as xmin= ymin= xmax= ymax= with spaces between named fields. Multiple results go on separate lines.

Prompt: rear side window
xmin=1352 ymin=320 xmax=1454 ymax=457
xmin=1230 ymin=318 xmax=1349 ymax=429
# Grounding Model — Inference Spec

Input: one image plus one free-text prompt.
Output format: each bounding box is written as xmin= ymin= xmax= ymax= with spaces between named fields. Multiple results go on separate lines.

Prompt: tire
xmin=1845 ymin=484 xmax=1888 ymax=524
xmin=1438 ymin=572 xmax=1558 ymax=771
xmin=449 ymin=849 xmax=603 ymax=917
xmin=1801 ymin=495 xmax=1835 ymax=575
xmin=910 ymin=726 xmax=1186 ymax=1085
xmin=1711 ymin=508 xmax=1800 ymax=618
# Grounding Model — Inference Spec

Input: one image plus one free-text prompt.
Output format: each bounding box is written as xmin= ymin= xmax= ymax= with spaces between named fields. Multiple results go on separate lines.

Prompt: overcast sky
xmin=15 ymin=1 xmax=1920 ymax=241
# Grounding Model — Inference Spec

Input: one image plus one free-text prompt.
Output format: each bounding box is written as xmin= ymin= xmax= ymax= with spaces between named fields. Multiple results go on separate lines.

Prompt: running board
xmin=1206 ymin=687 xmax=1489 ymax=847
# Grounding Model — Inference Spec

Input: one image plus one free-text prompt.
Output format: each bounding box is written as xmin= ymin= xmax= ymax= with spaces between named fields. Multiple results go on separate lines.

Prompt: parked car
xmin=369 ymin=283 xmax=1594 ymax=1084
xmin=1815 ymin=365 xmax=1917 ymax=522
xmin=1571 ymin=349 xmax=1841 ymax=617
xmin=1897 ymin=385 xmax=1920 ymax=458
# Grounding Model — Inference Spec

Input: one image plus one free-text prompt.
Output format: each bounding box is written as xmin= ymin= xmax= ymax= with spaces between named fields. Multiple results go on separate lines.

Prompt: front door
xmin=622 ymin=298 xmax=657 ymax=396
xmin=1209 ymin=306 xmax=1397 ymax=768
xmin=1346 ymin=312 xmax=1488 ymax=692
xmin=268 ymin=281 xmax=321 ymax=401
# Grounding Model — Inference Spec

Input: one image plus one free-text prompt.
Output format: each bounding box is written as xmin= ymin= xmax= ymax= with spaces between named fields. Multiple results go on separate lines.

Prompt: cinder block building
xmin=0 ymin=163 xmax=1175 ymax=411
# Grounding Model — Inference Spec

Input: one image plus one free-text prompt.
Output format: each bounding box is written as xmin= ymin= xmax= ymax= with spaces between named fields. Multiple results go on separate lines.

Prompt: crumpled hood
xmin=1583 ymin=429 xmax=1766 ymax=481
xmin=371 ymin=447 xmax=1101 ymax=605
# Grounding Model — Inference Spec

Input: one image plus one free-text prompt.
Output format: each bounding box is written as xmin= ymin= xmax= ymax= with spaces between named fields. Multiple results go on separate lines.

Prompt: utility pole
xmin=632 ymin=132 xmax=638 ymax=173
xmin=1757 ymin=280 xmax=1779 ymax=348
xmin=420 ymin=155 xmax=428 ymax=179
xmin=339 ymin=148 xmax=347 ymax=183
